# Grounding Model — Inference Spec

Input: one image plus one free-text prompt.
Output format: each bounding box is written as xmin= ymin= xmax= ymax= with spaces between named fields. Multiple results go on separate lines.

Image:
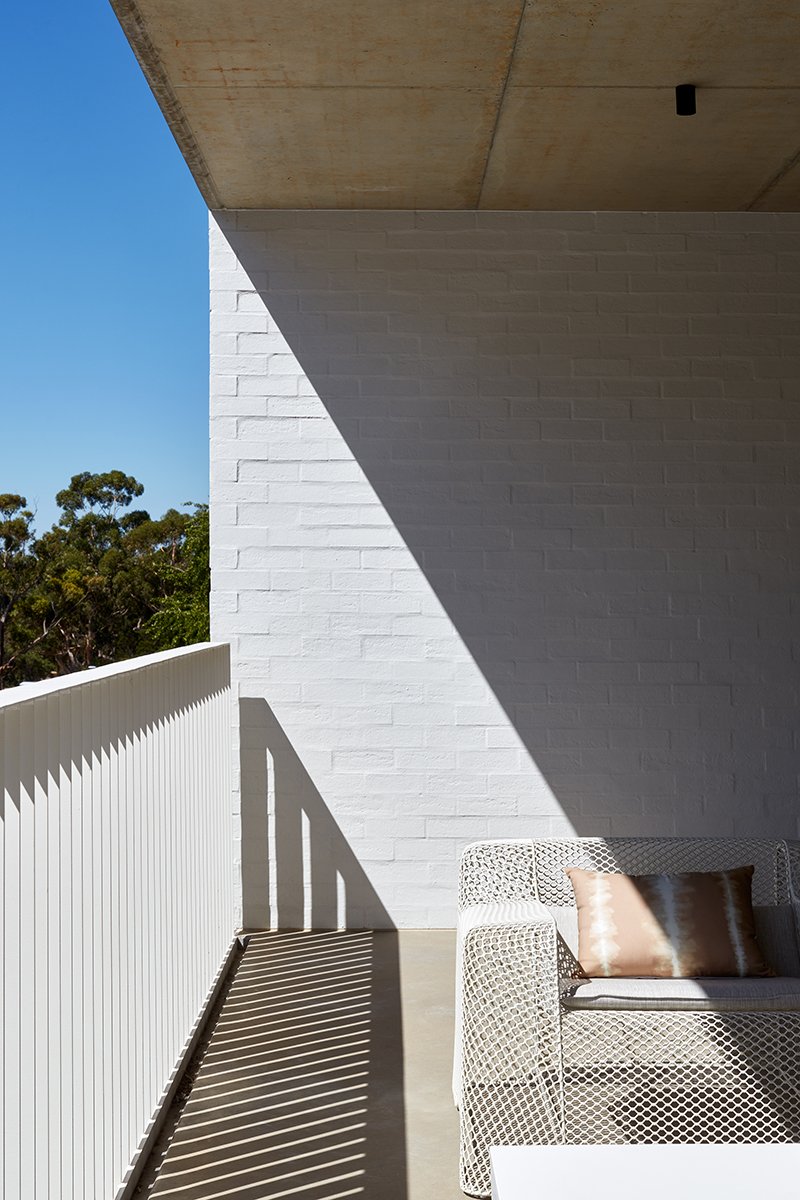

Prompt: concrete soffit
xmin=110 ymin=0 xmax=223 ymax=208
xmin=109 ymin=0 xmax=800 ymax=211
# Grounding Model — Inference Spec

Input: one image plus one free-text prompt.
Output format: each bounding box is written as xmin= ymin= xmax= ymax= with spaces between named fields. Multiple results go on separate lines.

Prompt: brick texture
xmin=210 ymin=210 xmax=800 ymax=929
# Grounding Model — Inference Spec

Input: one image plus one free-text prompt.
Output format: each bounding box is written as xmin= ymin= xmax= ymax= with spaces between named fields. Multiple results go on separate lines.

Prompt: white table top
xmin=490 ymin=1143 xmax=800 ymax=1200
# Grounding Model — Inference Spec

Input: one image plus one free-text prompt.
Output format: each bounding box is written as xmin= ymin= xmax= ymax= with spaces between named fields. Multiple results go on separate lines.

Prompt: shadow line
xmin=240 ymin=697 xmax=395 ymax=931
xmin=136 ymin=932 xmax=409 ymax=1200
xmin=222 ymin=214 xmax=800 ymax=839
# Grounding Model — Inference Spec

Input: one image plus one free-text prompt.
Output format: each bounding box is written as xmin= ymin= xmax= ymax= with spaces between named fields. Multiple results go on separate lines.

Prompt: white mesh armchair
xmin=455 ymin=838 xmax=800 ymax=1197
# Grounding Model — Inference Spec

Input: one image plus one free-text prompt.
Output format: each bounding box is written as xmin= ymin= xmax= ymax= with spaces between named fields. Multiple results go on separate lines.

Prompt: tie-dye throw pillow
xmin=565 ymin=865 xmax=773 ymax=978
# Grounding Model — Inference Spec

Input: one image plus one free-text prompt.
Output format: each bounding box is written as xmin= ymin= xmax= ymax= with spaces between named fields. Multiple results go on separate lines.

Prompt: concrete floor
xmin=134 ymin=930 xmax=463 ymax=1200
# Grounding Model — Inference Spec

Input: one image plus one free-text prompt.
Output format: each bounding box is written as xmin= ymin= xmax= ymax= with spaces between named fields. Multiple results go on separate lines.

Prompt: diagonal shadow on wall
xmin=240 ymin=697 xmax=396 ymax=930
xmin=223 ymin=215 xmax=800 ymax=840
xmin=226 ymin=698 xmax=410 ymax=1199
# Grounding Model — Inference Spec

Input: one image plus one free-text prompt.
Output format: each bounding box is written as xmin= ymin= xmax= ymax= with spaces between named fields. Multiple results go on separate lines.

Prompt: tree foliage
xmin=0 ymin=472 xmax=210 ymax=687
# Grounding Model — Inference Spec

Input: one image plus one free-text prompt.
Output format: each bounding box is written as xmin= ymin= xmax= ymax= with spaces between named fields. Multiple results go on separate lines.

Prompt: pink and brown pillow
xmin=565 ymin=865 xmax=772 ymax=979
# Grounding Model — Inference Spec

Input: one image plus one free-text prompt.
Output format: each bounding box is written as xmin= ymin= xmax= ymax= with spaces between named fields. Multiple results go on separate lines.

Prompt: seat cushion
xmin=753 ymin=904 xmax=800 ymax=976
xmin=562 ymin=976 xmax=800 ymax=1012
xmin=550 ymin=904 xmax=579 ymax=956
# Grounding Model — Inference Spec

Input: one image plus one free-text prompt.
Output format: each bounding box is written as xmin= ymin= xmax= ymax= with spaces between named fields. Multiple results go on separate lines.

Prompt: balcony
xmin=0 ymin=644 xmax=460 ymax=1200
xmin=8 ymin=4 xmax=800 ymax=1196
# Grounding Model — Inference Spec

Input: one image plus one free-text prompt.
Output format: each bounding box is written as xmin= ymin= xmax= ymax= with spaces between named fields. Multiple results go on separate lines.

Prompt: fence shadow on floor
xmin=133 ymin=698 xmax=411 ymax=1199
xmin=137 ymin=930 xmax=409 ymax=1200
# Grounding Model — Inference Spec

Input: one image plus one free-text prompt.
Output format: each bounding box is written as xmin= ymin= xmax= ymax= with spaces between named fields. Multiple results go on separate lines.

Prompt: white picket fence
xmin=0 ymin=643 xmax=234 ymax=1200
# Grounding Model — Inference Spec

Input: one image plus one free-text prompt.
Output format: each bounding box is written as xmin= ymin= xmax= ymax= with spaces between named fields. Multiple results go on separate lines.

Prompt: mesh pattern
xmin=532 ymin=838 xmax=788 ymax=907
xmin=556 ymin=933 xmax=585 ymax=982
xmin=458 ymin=840 xmax=536 ymax=908
xmin=457 ymin=838 xmax=799 ymax=1197
xmin=786 ymin=841 xmax=800 ymax=901
xmin=459 ymin=919 xmax=563 ymax=1196
xmin=562 ymin=1010 xmax=800 ymax=1143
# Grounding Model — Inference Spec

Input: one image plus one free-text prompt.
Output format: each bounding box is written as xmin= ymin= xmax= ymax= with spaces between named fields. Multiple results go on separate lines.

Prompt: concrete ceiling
xmin=111 ymin=0 xmax=800 ymax=210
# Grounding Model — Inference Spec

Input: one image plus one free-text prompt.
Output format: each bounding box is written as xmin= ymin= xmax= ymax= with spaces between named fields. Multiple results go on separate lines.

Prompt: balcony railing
xmin=0 ymin=643 xmax=234 ymax=1200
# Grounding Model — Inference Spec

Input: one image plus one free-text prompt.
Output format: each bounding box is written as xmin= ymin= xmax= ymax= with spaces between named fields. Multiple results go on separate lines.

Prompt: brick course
xmin=211 ymin=211 xmax=800 ymax=928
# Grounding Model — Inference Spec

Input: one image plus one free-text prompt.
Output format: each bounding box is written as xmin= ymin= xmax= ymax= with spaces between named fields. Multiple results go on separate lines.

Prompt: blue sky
xmin=1 ymin=1 xmax=209 ymax=531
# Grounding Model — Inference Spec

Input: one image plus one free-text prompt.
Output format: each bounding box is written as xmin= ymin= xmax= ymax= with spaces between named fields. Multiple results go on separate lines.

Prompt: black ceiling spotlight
xmin=676 ymin=84 xmax=697 ymax=116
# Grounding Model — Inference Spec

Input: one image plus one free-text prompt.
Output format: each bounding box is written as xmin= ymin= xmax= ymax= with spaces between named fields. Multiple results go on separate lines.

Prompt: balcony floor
xmin=134 ymin=929 xmax=462 ymax=1199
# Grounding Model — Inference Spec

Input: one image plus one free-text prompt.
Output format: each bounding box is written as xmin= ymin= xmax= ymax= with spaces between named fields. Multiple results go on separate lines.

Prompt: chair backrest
xmin=532 ymin=837 xmax=790 ymax=908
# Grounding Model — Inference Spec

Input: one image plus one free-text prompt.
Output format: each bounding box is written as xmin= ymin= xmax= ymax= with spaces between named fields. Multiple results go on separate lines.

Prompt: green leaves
xmin=0 ymin=494 xmax=38 ymax=678
xmin=0 ymin=473 xmax=209 ymax=687
xmin=140 ymin=505 xmax=210 ymax=651
xmin=55 ymin=470 xmax=145 ymax=520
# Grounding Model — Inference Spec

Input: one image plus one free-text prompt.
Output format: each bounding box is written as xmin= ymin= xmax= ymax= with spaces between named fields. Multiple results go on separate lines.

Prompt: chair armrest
xmin=453 ymin=900 xmax=561 ymax=1113
xmin=458 ymin=897 xmax=554 ymax=934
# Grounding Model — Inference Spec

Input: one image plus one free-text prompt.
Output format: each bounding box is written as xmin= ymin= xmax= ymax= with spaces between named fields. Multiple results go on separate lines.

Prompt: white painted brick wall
xmin=210 ymin=210 xmax=800 ymax=930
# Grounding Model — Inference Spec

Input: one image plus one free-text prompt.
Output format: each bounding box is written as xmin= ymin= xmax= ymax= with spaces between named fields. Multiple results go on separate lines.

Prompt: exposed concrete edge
xmin=746 ymin=141 xmax=800 ymax=211
xmin=114 ymin=934 xmax=248 ymax=1200
xmin=476 ymin=0 xmax=527 ymax=208
xmin=108 ymin=0 xmax=223 ymax=209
